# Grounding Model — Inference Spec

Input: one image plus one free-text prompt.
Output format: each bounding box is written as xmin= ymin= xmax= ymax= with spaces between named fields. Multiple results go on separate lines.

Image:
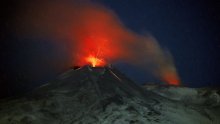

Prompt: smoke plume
xmin=14 ymin=0 xmax=180 ymax=85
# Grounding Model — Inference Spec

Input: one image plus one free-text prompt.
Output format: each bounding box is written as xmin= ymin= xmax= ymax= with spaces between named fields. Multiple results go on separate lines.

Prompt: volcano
xmin=0 ymin=66 xmax=219 ymax=124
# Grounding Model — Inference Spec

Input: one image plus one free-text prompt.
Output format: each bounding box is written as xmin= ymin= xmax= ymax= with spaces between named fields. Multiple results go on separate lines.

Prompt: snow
xmin=0 ymin=66 xmax=219 ymax=124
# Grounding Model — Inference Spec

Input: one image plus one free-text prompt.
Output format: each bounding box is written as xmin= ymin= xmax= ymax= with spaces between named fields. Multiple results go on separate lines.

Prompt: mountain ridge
xmin=0 ymin=66 xmax=219 ymax=124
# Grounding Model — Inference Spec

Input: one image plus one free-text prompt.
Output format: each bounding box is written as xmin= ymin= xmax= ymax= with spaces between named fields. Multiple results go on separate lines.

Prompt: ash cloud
xmin=13 ymin=0 xmax=180 ymax=85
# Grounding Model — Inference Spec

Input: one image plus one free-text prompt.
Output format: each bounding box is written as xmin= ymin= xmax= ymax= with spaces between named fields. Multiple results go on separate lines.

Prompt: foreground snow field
xmin=0 ymin=66 xmax=219 ymax=124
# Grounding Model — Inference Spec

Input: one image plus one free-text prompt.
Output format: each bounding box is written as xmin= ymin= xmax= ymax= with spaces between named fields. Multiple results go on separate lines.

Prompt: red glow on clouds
xmin=15 ymin=0 xmax=180 ymax=85
xmin=69 ymin=5 xmax=135 ymax=67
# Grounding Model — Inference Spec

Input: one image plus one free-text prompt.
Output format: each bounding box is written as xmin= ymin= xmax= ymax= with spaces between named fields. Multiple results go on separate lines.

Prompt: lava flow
xmin=162 ymin=73 xmax=180 ymax=86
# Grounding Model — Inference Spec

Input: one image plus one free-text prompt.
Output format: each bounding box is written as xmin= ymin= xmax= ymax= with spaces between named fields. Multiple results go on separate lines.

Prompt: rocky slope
xmin=0 ymin=66 xmax=219 ymax=124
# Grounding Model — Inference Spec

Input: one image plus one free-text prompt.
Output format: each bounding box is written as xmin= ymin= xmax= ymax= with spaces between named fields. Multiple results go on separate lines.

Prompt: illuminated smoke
xmin=14 ymin=0 xmax=180 ymax=85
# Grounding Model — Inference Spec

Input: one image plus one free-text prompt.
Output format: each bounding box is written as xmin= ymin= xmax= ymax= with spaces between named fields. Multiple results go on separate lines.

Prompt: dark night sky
xmin=97 ymin=0 xmax=220 ymax=87
xmin=1 ymin=0 xmax=220 ymax=98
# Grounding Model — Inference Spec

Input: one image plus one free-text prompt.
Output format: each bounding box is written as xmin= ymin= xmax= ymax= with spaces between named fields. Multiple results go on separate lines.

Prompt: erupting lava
xmin=85 ymin=55 xmax=106 ymax=67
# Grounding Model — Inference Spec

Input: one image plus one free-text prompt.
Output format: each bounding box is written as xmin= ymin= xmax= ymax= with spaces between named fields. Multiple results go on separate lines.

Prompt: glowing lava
xmin=85 ymin=55 xmax=106 ymax=67
xmin=162 ymin=72 xmax=180 ymax=86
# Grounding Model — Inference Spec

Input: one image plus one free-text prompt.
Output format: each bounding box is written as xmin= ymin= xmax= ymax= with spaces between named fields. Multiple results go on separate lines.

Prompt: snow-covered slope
xmin=144 ymin=84 xmax=220 ymax=106
xmin=144 ymin=84 xmax=220 ymax=123
xmin=0 ymin=66 xmax=219 ymax=124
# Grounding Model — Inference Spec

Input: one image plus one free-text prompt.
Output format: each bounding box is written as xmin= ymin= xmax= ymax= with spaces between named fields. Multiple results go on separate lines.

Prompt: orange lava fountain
xmin=85 ymin=55 xmax=106 ymax=67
